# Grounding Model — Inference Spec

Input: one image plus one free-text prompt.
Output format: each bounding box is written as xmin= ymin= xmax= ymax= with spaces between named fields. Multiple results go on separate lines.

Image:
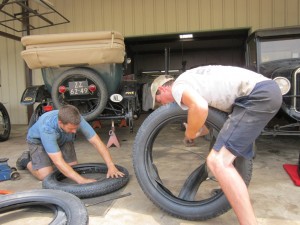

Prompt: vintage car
xmin=20 ymin=31 xmax=140 ymax=132
xmin=246 ymin=26 xmax=300 ymax=135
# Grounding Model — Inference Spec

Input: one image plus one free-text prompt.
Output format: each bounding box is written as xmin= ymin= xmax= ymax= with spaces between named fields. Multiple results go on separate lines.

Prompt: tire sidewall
xmin=0 ymin=189 xmax=88 ymax=225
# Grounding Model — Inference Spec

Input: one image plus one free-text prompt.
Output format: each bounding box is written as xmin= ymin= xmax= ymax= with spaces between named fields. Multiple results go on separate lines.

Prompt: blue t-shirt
xmin=27 ymin=110 xmax=96 ymax=153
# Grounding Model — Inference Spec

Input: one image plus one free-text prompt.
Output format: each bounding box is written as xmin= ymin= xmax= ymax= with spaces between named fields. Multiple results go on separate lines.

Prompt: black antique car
xmin=246 ymin=26 xmax=300 ymax=135
xmin=20 ymin=31 xmax=140 ymax=132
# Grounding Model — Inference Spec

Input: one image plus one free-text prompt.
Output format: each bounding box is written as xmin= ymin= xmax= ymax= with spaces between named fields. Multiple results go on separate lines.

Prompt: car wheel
xmin=28 ymin=103 xmax=43 ymax=128
xmin=51 ymin=67 xmax=108 ymax=121
xmin=0 ymin=102 xmax=11 ymax=142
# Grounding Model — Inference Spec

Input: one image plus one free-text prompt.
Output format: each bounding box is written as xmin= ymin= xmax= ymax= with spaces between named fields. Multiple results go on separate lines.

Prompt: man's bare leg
xmin=206 ymin=146 xmax=257 ymax=225
xmin=26 ymin=161 xmax=53 ymax=181
xmin=26 ymin=160 xmax=78 ymax=181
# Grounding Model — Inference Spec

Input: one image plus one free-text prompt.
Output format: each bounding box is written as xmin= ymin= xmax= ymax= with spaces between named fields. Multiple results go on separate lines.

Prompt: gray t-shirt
xmin=172 ymin=65 xmax=269 ymax=112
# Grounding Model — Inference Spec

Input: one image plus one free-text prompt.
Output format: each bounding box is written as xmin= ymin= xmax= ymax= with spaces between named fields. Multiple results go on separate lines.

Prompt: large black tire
xmin=0 ymin=102 xmax=11 ymax=142
xmin=0 ymin=202 xmax=67 ymax=225
xmin=132 ymin=103 xmax=253 ymax=221
xmin=51 ymin=68 xmax=108 ymax=121
xmin=0 ymin=189 xmax=88 ymax=225
xmin=42 ymin=163 xmax=130 ymax=198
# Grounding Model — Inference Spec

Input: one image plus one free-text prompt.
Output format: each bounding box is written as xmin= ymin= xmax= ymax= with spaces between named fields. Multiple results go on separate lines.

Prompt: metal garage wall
xmin=0 ymin=4 xmax=27 ymax=125
xmin=1 ymin=0 xmax=300 ymax=124
xmin=30 ymin=0 xmax=300 ymax=36
xmin=0 ymin=37 xmax=26 ymax=124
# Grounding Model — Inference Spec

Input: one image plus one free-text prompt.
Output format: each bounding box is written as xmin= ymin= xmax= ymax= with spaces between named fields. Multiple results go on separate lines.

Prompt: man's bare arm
xmin=181 ymin=89 xmax=209 ymax=140
xmin=48 ymin=151 xmax=95 ymax=184
xmin=88 ymin=134 xmax=124 ymax=178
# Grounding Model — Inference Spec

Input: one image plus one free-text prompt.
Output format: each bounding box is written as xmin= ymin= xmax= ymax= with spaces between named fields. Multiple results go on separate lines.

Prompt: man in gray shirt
xmin=151 ymin=65 xmax=282 ymax=225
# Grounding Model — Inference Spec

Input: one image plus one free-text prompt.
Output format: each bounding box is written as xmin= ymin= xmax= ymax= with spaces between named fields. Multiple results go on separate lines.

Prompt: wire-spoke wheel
xmin=0 ymin=102 xmax=11 ymax=142
xmin=51 ymin=68 xmax=108 ymax=121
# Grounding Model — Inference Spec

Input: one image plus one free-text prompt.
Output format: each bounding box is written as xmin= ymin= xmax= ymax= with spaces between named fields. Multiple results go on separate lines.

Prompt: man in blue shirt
xmin=17 ymin=104 xmax=124 ymax=184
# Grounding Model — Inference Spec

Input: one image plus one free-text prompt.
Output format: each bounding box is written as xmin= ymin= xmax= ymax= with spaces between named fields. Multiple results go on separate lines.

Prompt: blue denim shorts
xmin=213 ymin=80 xmax=282 ymax=159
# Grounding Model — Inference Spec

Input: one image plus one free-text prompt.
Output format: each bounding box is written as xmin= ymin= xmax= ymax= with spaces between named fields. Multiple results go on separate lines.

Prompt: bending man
xmin=150 ymin=65 xmax=282 ymax=225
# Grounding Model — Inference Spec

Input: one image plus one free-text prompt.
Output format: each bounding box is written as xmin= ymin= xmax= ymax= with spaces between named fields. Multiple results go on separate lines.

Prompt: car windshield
xmin=260 ymin=38 xmax=300 ymax=63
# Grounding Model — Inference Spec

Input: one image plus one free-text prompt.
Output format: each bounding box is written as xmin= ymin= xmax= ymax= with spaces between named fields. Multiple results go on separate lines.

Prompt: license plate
xmin=68 ymin=81 xmax=89 ymax=95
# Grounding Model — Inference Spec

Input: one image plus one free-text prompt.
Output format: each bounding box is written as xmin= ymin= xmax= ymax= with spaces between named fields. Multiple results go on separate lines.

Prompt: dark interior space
xmin=124 ymin=28 xmax=250 ymax=112
xmin=124 ymin=28 xmax=250 ymax=82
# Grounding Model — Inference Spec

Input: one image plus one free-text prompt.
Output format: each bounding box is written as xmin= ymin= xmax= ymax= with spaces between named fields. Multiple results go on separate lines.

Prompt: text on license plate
xmin=68 ymin=81 xmax=89 ymax=95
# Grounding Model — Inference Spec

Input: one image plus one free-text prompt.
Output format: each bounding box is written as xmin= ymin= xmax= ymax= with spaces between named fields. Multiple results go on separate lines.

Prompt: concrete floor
xmin=0 ymin=113 xmax=300 ymax=225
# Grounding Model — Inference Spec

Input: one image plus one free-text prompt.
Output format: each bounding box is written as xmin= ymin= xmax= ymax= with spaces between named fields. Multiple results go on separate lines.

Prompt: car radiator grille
xmin=294 ymin=69 xmax=300 ymax=112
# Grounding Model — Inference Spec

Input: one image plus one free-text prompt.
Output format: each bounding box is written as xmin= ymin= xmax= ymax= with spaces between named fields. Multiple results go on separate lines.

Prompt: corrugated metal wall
xmin=1 ymin=0 xmax=300 ymax=124
xmin=0 ymin=3 xmax=27 ymax=125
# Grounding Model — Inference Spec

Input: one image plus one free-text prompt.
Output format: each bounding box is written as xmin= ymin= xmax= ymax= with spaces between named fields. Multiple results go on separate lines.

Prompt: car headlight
xmin=273 ymin=76 xmax=291 ymax=95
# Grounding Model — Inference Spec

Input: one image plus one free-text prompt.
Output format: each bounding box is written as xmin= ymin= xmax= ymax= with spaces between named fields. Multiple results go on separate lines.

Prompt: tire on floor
xmin=42 ymin=163 xmax=129 ymax=198
xmin=0 ymin=189 xmax=88 ymax=225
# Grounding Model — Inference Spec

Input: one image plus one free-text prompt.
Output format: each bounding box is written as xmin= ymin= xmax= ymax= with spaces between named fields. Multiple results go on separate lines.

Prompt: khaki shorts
xmin=28 ymin=142 xmax=77 ymax=170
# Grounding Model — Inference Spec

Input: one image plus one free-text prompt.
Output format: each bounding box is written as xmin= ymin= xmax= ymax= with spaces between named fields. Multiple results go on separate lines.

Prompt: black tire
xmin=126 ymin=99 xmax=134 ymax=133
xmin=132 ymin=103 xmax=253 ymax=221
xmin=42 ymin=163 xmax=129 ymax=198
xmin=0 ymin=189 xmax=88 ymax=225
xmin=0 ymin=102 xmax=11 ymax=142
xmin=28 ymin=103 xmax=43 ymax=128
xmin=51 ymin=68 xmax=108 ymax=121
xmin=132 ymin=96 xmax=141 ymax=120
xmin=0 ymin=202 xmax=67 ymax=225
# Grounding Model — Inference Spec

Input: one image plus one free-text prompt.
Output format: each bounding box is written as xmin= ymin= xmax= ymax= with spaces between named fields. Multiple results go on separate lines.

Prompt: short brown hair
xmin=58 ymin=105 xmax=81 ymax=125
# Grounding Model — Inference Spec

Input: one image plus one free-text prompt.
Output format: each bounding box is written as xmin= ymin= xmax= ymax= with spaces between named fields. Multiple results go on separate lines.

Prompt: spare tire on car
xmin=51 ymin=67 xmax=108 ymax=121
